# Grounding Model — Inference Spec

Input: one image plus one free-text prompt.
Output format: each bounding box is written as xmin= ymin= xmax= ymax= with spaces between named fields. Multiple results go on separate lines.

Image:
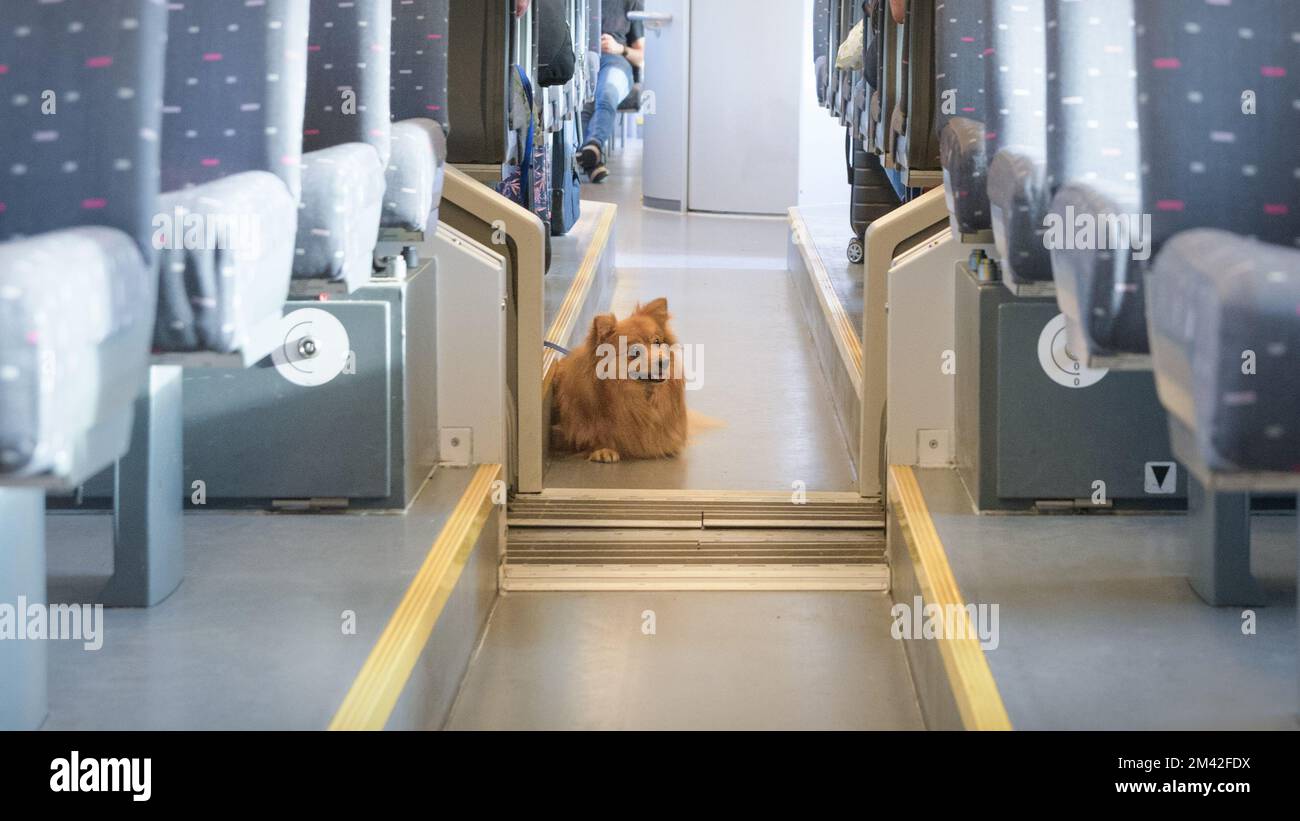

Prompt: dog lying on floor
xmin=552 ymin=298 xmax=688 ymax=463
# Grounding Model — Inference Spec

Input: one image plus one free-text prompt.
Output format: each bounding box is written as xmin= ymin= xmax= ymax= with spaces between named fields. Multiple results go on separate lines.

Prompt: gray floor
xmin=797 ymin=202 xmax=863 ymax=343
xmin=446 ymin=591 xmax=923 ymax=730
xmin=544 ymin=142 xmax=858 ymax=492
xmin=40 ymin=468 xmax=477 ymax=730
xmin=917 ymin=468 xmax=1300 ymax=730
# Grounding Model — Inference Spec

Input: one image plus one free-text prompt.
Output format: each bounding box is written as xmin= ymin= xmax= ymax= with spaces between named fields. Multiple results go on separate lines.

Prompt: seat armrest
xmin=382 ymin=118 xmax=447 ymax=233
xmin=154 ymin=171 xmax=297 ymax=354
xmin=939 ymin=117 xmax=988 ymax=236
xmin=987 ymin=147 xmax=1051 ymax=285
xmin=1047 ymin=181 xmax=1148 ymax=360
xmin=0 ymin=227 xmax=153 ymax=480
xmin=293 ymin=142 xmax=386 ymax=292
xmin=1148 ymin=229 xmax=1300 ymax=474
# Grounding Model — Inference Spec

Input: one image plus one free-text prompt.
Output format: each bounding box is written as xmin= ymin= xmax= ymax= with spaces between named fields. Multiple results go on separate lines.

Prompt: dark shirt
xmin=602 ymin=0 xmax=645 ymax=47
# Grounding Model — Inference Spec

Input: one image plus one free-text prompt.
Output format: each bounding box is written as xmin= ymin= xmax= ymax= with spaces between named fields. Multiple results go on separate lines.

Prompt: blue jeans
xmin=582 ymin=53 xmax=634 ymax=149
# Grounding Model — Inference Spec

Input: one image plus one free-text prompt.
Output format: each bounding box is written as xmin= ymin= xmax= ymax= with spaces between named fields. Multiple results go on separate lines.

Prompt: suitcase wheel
xmin=847 ymin=237 xmax=865 ymax=265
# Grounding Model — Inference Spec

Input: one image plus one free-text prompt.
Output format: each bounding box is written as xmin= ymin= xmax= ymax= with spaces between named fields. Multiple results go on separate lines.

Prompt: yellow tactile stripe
xmin=329 ymin=464 xmax=502 ymax=731
xmin=888 ymin=465 xmax=1012 ymax=731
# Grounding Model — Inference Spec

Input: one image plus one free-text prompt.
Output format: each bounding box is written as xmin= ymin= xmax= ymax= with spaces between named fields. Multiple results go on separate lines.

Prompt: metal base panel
xmin=953 ymin=262 xmax=1186 ymax=510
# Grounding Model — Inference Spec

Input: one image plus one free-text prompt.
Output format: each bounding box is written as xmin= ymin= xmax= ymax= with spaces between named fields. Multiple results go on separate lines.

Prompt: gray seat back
xmin=1134 ymin=0 xmax=1300 ymax=253
xmin=814 ymin=0 xmax=833 ymax=106
xmin=1044 ymin=0 xmax=1138 ymax=198
xmin=160 ymin=1 xmax=311 ymax=201
xmin=304 ymin=0 xmax=393 ymax=168
xmin=0 ymin=0 xmax=168 ymax=262
xmin=936 ymin=0 xmax=993 ymax=235
xmin=985 ymin=0 xmax=1046 ymax=159
xmin=934 ymin=0 xmax=988 ymax=136
xmin=391 ymin=0 xmax=450 ymax=132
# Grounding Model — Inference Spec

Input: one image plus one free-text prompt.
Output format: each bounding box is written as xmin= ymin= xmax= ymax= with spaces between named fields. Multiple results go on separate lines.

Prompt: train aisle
xmin=544 ymin=143 xmax=858 ymax=492
xmin=448 ymin=142 xmax=918 ymax=730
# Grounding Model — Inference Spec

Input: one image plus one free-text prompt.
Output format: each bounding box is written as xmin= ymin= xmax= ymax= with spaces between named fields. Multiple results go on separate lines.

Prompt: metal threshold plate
xmin=502 ymin=528 xmax=889 ymax=592
xmin=509 ymin=491 xmax=884 ymax=529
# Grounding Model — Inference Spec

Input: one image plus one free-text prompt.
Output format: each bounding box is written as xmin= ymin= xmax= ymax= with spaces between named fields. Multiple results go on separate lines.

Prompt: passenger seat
xmin=294 ymin=0 xmax=393 ymax=292
xmin=0 ymin=0 xmax=169 ymax=731
xmin=1137 ymin=0 xmax=1300 ymax=477
xmin=936 ymin=0 xmax=992 ymax=238
xmin=387 ymin=0 xmax=449 ymax=235
xmin=983 ymin=0 xmax=1052 ymax=290
xmin=0 ymin=0 xmax=168 ymax=480
xmin=154 ymin=0 xmax=311 ymax=355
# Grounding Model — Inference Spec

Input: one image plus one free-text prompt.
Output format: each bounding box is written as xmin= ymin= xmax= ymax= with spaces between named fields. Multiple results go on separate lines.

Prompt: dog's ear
xmin=636 ymin=298 xmax=670 ymax=328
xmin=588 ymin=313 xmax=618 ymax=345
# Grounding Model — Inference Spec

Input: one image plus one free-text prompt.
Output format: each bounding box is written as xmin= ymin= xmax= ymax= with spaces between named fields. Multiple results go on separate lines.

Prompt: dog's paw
xmin=588 ymin=448 xmax=621 ymax=463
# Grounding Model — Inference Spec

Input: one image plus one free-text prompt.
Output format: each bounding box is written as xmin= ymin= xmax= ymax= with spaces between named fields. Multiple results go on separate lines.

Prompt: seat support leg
xmin=104 ymin=365 xmax=184 ymax=607
xmin=0 ymin=487 xmax=47 ymax=729
xmin=1187 ymin=476 xmax=1263 ymax=606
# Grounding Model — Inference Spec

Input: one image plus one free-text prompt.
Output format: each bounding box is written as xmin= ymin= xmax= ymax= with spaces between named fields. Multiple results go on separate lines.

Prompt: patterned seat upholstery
xmin=983 ymin=0 xmax=1051 ymax=286
xmin=936 ymin=0 xmax=991 ymax=236
xmin=0 ymin=0 xmax=167 ymax=481
xmin=1149 ymin=231 xmax=1300 ymax=474
xmin=388 ymin=0 xmax=449 ymax=233
xmin=293 ymin=0 xmax=392 ymax=290
xmin=155 ymin=0 xmax=310 ymax=354
xmin=1044 ymin=0 xmax=1143 ymax=359
xmin=1138 ymin=0 xmax=1300 ymax=476
xmin=814 ymin=0 xmax=832 ymax=107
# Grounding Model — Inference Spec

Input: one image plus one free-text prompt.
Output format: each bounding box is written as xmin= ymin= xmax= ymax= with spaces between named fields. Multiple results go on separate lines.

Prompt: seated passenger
xmin=579 ymin=0 xmax=647 ymax=183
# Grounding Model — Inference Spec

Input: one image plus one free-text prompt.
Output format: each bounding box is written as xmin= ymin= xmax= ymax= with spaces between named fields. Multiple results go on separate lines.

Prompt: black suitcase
xmin=846 ymin=132 xmax=899 ymax=263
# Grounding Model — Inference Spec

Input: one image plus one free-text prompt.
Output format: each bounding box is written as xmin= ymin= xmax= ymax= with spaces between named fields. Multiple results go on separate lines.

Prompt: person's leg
xmin=580 ymin=53 xmax=633 ymax=182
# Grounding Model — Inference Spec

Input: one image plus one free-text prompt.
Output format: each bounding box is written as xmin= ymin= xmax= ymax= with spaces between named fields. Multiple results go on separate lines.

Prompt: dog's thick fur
xmin=552 ymin=298 xmax=687 ymax=463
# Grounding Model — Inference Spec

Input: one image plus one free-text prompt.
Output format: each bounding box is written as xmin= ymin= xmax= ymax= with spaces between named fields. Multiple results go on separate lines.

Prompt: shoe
xmin=578 ymin=141 xmax=602 ymax=178
xmin=589 ymin=164 xmax=609 ymax=184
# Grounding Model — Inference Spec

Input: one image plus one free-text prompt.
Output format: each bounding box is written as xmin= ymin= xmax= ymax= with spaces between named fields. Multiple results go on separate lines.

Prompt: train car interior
xmin=0 ymin=0 xmax=1297 ymax=735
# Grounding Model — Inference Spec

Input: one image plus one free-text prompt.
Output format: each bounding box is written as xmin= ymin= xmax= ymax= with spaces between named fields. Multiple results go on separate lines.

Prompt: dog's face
xmin=586 ymin=298 xmax=679 ymax=386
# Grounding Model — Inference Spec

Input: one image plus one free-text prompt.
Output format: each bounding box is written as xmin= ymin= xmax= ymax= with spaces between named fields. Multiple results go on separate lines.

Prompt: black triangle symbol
xmin=1151 ymin=464 xmax=1170 ymax=488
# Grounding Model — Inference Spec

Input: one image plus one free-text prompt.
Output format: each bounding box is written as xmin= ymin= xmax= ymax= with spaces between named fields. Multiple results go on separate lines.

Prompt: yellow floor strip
xmin=330 ymin=464 xmax=502 ymax=731
xmin=788 ymin=209 xmax=863 ymax=394
xmin=888 ymin=465 xmax=1012 ymax=731
xmin=542 ymin=203 xmax=618 ymax=393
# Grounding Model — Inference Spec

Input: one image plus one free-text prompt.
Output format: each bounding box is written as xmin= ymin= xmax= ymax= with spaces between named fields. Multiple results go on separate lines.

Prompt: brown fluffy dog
xmin=552 ymin=298 xmax=687 ymax=463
